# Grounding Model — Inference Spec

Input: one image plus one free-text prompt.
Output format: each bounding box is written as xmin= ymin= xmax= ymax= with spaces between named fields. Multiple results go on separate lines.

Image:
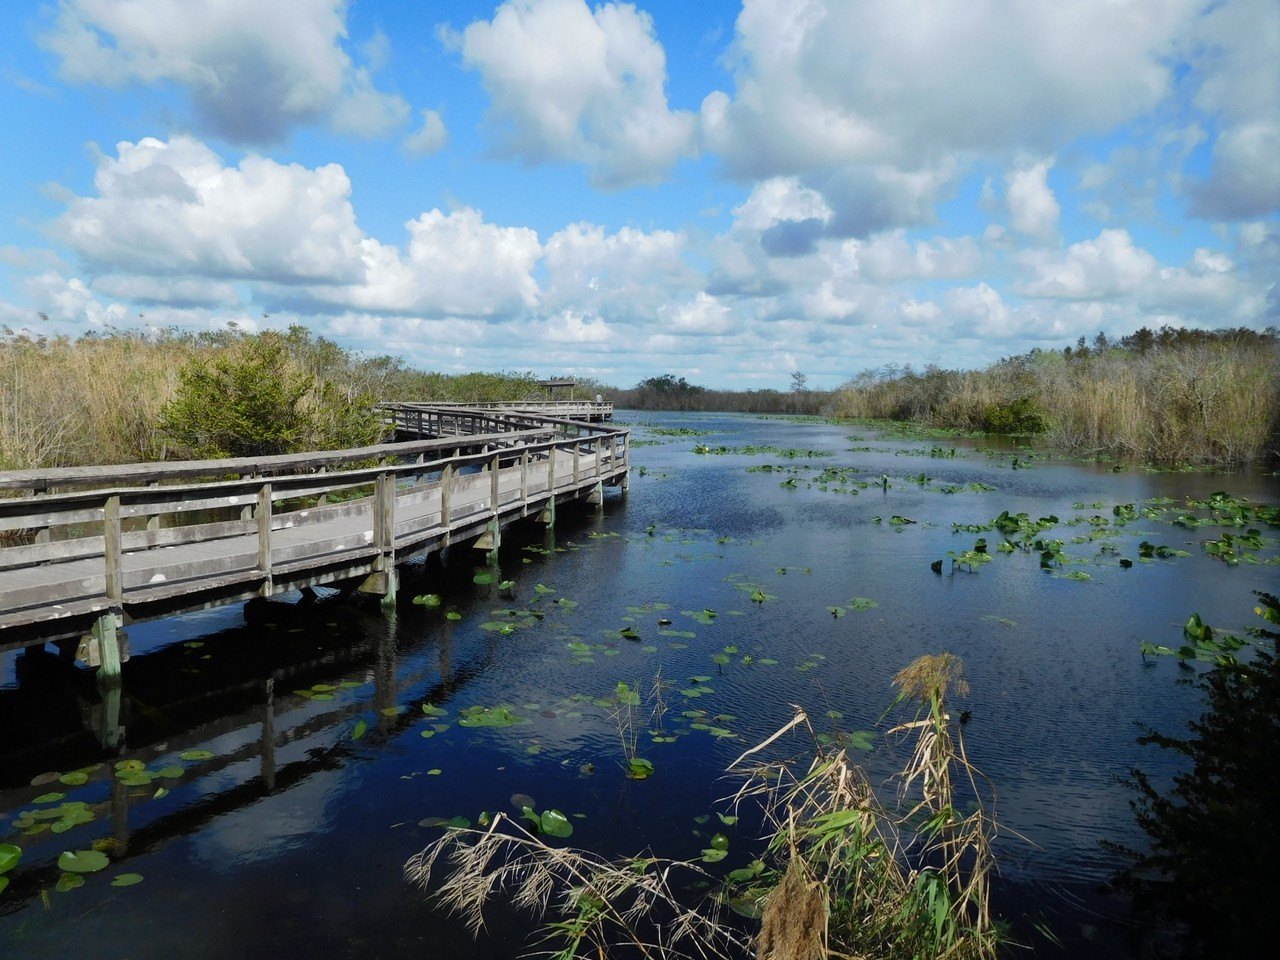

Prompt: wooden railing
xmin=0 ymin=409 xmax=629 ymax=653
xmin=384 ymin=399 xmax=613 ymax=421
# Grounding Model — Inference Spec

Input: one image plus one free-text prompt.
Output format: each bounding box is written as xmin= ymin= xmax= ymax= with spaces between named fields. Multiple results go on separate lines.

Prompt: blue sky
xmin=0 ymin=0 xmax=1276 ymax=389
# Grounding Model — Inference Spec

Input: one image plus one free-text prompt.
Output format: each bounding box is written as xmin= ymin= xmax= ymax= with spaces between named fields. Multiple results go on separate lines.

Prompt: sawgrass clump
xmin=406 ymin=652 xmax=1003 ymax=960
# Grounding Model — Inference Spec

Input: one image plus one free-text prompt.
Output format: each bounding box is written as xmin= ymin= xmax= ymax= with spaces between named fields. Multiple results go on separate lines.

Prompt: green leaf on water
xmin=56 ymin=873 xmax=86 ymax=892
xmin=848 ymin=598 xmax=879 ymax=610
xmin=421 ymin=703 xmax=447 ymax=717
xmin=473 ymin=572 xmax=495 ymax=585
xmin=717 ymin=813 xmax=739 ymax=825
xmin=700 ymin=848 xmax=728 ymax=863
xmin=540 ymin=809 xmax=574 ymax=838
xmin=627 ymin=758 xmax=655 ymax=780
xmin=709 ymin=832 xmax=730 ymax=851
xmin=0 ymin=843 xmax=20 ymax=875
xmin=157 ymin=766 xmax=184 ymax=779
xmin=499 ymin=580 xmax=516 ymax=591
xmin=0 ymin=877 xmax=8 ymax=896
xmin=829 ymin=606 xmax=845 ymax=618
xmin=445 ymin=611 xmax=462 ymax=620
xmin=33 ymin=792 xmax=64 ymax=804
xmin=413 ymin=594 xmax=442 ymax=607
xmin=711 ymin=653 xmax=731 ymax=665
xmin=352 ymin=719 xmax=368 ymax=741
xmin=179 ymin=750 xmax=214 ymax=761
xmin=57 ymin=850 xmax=109 ymax=874
xmin=111 ymin=873 xmax=144 ymax=887
xmin=58 ymin=771 xmax=89 ymax=787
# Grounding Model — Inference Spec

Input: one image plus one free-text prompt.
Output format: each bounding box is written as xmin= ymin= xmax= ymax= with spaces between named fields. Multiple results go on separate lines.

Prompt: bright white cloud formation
xmin=450 ymin=0 xmax=697 ymax=187
xmin=702 ymin=0 xmax=1194 ymax=177
xmin=55 ymin=136 xmax=368 ymax=283
xmin=1006 ymin=160 xmax=1061 ymax=242
xmin=41 ymin=0 xmax=408 ymax=143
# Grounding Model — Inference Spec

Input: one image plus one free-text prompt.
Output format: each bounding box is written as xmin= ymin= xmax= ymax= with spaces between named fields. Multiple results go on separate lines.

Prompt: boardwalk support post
xmin=89 ymin=613 xmax=123 ymax=682
xmin=587 ymin=480 xmax=604 ymax=507
xmin=474 ymin=517 xmax=501 ymax=564
xmin=537 ymin=495 xmax=556 ymax=527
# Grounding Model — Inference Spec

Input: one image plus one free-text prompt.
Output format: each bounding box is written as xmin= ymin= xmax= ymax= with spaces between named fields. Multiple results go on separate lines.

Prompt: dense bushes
xmin=834 ymin=327 xmax=1280 ymax=466
xmin=160 ymin=332 xmax=383 ymax=459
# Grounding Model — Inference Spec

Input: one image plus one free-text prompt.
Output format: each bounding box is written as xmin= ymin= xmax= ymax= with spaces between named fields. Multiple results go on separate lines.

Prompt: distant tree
xmin=790 ymin=370 xmax=808 ymax=392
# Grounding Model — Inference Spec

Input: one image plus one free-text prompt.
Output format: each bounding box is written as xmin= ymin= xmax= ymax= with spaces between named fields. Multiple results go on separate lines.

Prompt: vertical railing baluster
xmin=103 ymin=495 xmax=122 ymax=604
xmin=258 ymin=482 xmax=273 ymax=594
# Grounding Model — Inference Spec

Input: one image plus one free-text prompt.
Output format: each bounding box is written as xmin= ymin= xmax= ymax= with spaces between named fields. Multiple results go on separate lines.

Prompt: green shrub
xmin=160 ymin=332 xmax=383 ymax=458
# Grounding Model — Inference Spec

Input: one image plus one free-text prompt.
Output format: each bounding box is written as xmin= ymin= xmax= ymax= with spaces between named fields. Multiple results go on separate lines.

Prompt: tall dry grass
xmin=0 ymin=327 xmax=567 ymax=470
xmin=834 ymin=333 xmax=1280 ymax=466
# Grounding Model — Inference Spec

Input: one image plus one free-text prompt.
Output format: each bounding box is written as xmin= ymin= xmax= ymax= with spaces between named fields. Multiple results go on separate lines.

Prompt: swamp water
xmin=1 ymin=411 xmax=1277 ymax=959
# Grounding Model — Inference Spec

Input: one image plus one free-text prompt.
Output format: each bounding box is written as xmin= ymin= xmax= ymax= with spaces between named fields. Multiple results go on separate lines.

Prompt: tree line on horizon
xmin=1 ymin=323 xmax=1275 ymax=470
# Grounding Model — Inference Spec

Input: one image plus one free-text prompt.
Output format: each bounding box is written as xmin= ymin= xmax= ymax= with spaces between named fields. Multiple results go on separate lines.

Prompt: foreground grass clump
xmin=835 ymin=326 xmax=1280 ymax=466
xmin=406 ymin=652 xmax=1002 ymax=960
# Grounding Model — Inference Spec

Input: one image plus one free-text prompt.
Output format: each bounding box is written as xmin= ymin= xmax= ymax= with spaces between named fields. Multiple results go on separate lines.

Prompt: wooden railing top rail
xmin=0 ymin=427 xmax=552 ymax=495
xmin=0 ymin=430 xmax=626 ymax=522
xmin=380 ymin=403 xmax=622 ymax=437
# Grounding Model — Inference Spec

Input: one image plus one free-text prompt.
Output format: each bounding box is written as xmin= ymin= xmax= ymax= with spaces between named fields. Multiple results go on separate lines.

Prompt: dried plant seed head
xmin=893 ymin=652 xmax=969 ymax=704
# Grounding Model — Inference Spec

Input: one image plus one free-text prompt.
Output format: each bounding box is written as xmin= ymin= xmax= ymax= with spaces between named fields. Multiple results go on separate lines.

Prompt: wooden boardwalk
xmin=386 ymin=399 xmax=613 ymax=421
xmin=0 ymin=406 xmax=629 ymax=661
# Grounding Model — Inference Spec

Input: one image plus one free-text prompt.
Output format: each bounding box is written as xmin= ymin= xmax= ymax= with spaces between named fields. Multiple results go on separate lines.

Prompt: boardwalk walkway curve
xmin=0 ymin=404 xmax=629 ymax=665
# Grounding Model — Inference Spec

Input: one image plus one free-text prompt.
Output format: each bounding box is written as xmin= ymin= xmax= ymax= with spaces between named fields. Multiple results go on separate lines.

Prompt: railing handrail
xmin=1 ymin=402 xmax=629 ymax=496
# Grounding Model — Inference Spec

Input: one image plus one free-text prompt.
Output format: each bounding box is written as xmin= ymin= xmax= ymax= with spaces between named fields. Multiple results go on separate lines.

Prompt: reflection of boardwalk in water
xmin=0 ymin=405 xmax=629 ymax=667
xmin=0 ymin=566 xmax=535 ymax=912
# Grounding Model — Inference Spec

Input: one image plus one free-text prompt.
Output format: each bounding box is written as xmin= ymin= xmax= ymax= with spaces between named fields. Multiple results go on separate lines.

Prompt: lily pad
xmin=473 ymin=572 xmax=495 ymax=585
xmin=111 ymin=873 xmax=144 ymax=887
xmin=539 ymin=809 xmax=574 ymax=838
xmin=0 ymin=843 xmax=20 ymax=875
xmin=700 ymin=847 xmax=728 ymax=863
xmin=33 ymin=792 xmax=65 ymax=804
xmin=57 ymin=849 xmax=109 ymax=874
xmin=413 ymin=593 xmax=442 ymax=607
xmin=626 ymin=757 xmax=655 ymax=780
xmin=58 ymin=771 xmax=90 ymax=787
xmin=56 ymin=873 xmax=86 ymax=892
xmin=352 ymin=719 xmax=368 ymax=740
xmin=179 ymin=750 xmax=214 ymax=762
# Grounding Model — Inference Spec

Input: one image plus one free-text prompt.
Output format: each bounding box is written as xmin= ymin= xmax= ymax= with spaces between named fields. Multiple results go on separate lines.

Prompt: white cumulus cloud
xmin=702 ymin=0 xmax=1194 ymax=177
xmin=450 ymin=0 xmax=697 ymax=187
xmin=1006 ymin=159 xmax=1060 ymax=242
xmin=41 ymin=0 xmax=408 ymax=143
xmin=55 ymin=136 xmax=368 ymax=283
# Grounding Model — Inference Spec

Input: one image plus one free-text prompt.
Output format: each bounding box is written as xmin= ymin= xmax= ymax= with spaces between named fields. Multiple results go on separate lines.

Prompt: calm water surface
xmin=2 ymin=412 xmax=1277 ymax=958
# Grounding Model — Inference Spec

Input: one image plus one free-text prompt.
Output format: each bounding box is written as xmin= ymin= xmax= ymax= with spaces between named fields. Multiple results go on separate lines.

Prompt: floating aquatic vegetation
xmin=413 ymin=594 xmax=442 ymax=607
xmin=457 ymin=705 xmax=527 ymax=728
xmin=57 ymin=849 xmax=109 ymax=874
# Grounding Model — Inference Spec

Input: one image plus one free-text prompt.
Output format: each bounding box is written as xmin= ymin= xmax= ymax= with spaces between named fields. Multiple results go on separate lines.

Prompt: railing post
xmin=547 ymin=445 xmax=556 ymax=493
xmin=594 ymin=437 xmax=602 ymax=479
xmin=520 ymin=448 xmax=529 ymax=513
xmin=258 ymin=482 xmax=273 ymax=595
xmin=490 ymin=449 xmax=500 ymax=510
xmin=374 ymin=470 xmax=396 ymax=607
xmin=95 ymin=494 xmax=124 ymax=683
xmin=103 ymin=495 xmax=122 ymax=604
xmin=441 ymin=462 xmax=453 ymax=530
xmin=146 ymin=480 xmax=160 ymax=534
xmin=573 ymin=442 xmax=580 ymax=486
